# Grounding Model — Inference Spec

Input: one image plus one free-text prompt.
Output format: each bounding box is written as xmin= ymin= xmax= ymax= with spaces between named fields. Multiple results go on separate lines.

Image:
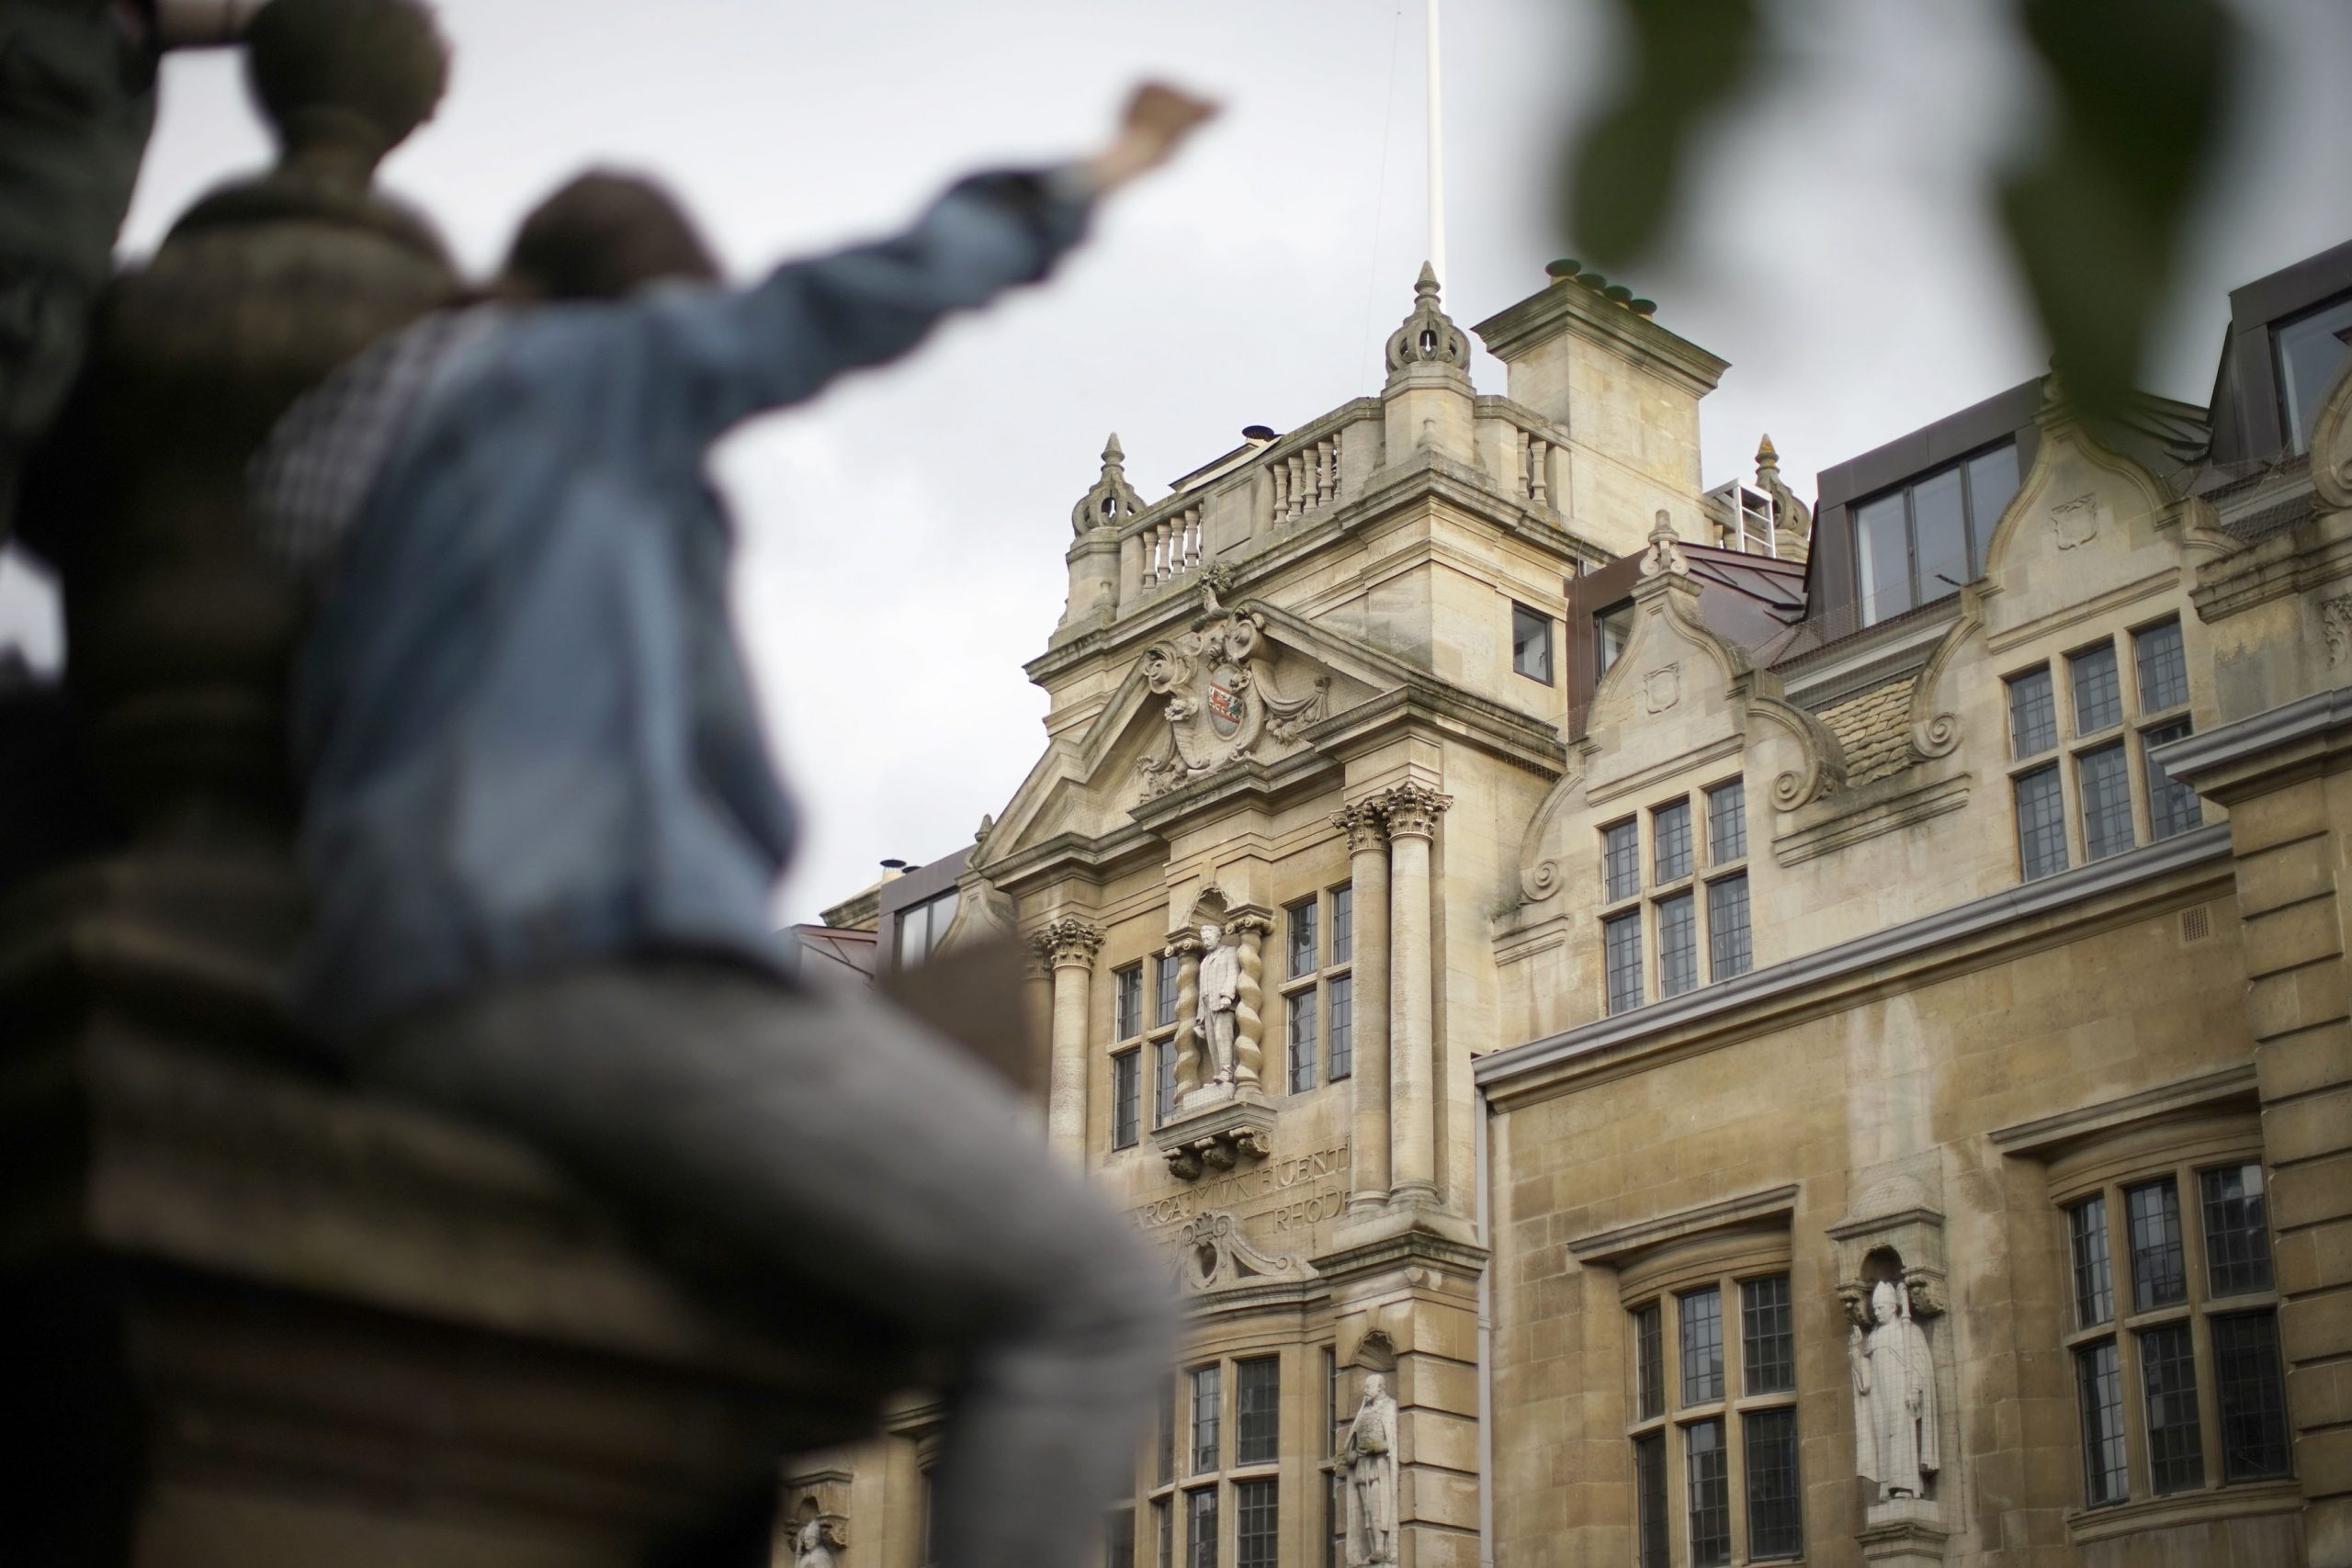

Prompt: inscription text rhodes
xmin=1131 ymin=1145 xmax=1351 ymax=1231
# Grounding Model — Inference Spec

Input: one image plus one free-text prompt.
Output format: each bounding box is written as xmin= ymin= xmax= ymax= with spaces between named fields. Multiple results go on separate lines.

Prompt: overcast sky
xmin=3 ymin=0 xmax=2346 ymax=920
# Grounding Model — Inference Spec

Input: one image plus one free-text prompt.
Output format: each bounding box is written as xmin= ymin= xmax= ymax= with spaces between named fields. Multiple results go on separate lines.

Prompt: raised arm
xmin=569 ymin=83 xmax=1216 ymax=456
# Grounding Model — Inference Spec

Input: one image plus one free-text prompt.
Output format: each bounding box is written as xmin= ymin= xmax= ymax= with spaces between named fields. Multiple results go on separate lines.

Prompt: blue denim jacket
xmin=286 ymin=172 xmax=1091 ymax=1043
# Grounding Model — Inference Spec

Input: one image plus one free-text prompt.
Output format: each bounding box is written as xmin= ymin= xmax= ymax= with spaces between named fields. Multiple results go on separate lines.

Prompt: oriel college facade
xmin=800 ymin=239 xmax=2352 ymax=1568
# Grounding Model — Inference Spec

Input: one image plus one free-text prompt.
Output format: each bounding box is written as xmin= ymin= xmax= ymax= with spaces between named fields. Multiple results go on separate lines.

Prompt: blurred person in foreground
xmin=249 ymin=84 xmax=1216 ymax=1568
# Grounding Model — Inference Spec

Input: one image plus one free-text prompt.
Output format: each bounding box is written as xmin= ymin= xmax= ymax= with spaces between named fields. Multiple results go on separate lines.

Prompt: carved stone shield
xmin=1207 ymin=664 xmax=1245 ymax=736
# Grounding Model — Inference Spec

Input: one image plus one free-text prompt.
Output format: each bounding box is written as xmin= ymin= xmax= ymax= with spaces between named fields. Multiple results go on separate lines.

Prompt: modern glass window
xmin=1852 ymin=439 xmax=2018 ymax=626
xmin=1634 ymin=1431 xmax=1668 ymax=1568
xmin=1287 ymin=990 xmax=1318 ymax=1094
xmin=1707 ymin=873 xmax=1752 ymax=982
xmin=1112 ymin=1049 xmax=1141 ymax=1150
xmin=2077 ymin=1341 xmax=2130 ymax=1506
xmin=1327 ymin=975 xmax=1353 ymax=1081
xmin=1233 ymin=1479 xmax=1276 ymax=1568
xmin=2141 ymin=1322 xmax=2205 ymax=1495
xmin=1684 ymin=1417 xmax=1732 ymax=1568
xmin=2016 ymin=764 xmax=2069 ymax=880
xmin=2009 ymin=667 xmax=2059 ymax=757
xmin=1741 ymin=1276 xmax=1794 ymax=1395
xmin=2201 ymin=1164 xmax=2274 ymax=1297
xmin=1331 ymin=886 xmax=1352 ymax=964
xmin=2134 ymin=619 xmax=2190 ymax=712
xmin=1679 ymin=1286 xmax=1724 ymax=1405
xmin=1597 ymin=601 xmax=1634 ymax=677
xmin=2070 ymin=1196 xmax=2115 ymax=1327
xmin=2065 ymin=1149 xmax=2290 ymax=1507
xmin=2128 ymin=1179 xmax=2188 ymax=1310
xmin=895 ymin=887 xmax=960 ymax=969
xmin=1654 ymin=800 xmax=1693 ymax=884
xmin=1634 ymin=1302 xmax=1665 ymax=1420
xmin=2143 ymin=718 xmax=2201 ymax=840
xmin=2212 ymin=1313 xmax=2292 ymax=1482
xmin=1115 ymin=964 xmax=1143 ymax=1042
xmin=2071 ymin=643 xmax=2123 ymax=735
xmin=1108 ymin=1507 xmax=1136 ymax=1568
xmin=1234 ymin=1358 xmax=1280 ymax=1465
xmin=1706 ymin=778 xmax=1746 ymax=864
xmin=1191 ymin=1366 xmax=1222 ymax=1473
xmin=2079 ymin=742 xmax=2134 ymax=862
xmin=1512 ymin=601 xmax=1555 ymax=683
xmin=1185 ymin=1488 xmax=1217 ymax=1568
xmin=1603 ymin=819 xmax=1640 ymax=902
xmin=2276 ymin=291 xmax=2352 ymax=455
xmin=1744 ymin=1406 xmax=1804 ymax=1560
xmin=1657 ymin=891 xmax=1699 ymax=998
xmin=1604 ymin=912 xmax=1644 ymax=1015
xmin=1287 ymin=898 xmax=1317 ymax=979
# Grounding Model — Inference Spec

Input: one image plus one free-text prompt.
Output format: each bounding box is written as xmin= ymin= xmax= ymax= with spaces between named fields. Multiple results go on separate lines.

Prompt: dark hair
xmin=501 ymin=170 xmax=721 ymax=300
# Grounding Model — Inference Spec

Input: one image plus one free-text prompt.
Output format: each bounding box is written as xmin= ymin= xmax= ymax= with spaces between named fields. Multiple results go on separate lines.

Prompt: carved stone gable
xmin=1136 ymin=587 xmax=1329 ymax=800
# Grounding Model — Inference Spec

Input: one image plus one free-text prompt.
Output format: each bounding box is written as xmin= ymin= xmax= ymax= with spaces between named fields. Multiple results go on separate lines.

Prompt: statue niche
xmin=1330 ymin=1371 xmax=1400 ymax=1568
xmin=1843 ymin=1249 xmax=1944 ymax=1505
xmin=1136 ymin=580 xmax=1327 ymax=800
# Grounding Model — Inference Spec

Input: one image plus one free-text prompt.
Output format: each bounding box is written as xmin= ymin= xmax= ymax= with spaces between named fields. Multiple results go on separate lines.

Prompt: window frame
xmin=1511 ymin=599 xmax=1556 ymax=685
xmin=1598 ymin=777 xmax=1754 ymax=1014
xmin=1148 ymin=1354 xmax=1290 ymax=1568
xmin=1849 ymin=437 xmax=2020 ymax=627
xmin=1278 ymin=885 xmax=1356 ymax=1095
xmin=1114 ymin=953 xmax=1184 ymax=1148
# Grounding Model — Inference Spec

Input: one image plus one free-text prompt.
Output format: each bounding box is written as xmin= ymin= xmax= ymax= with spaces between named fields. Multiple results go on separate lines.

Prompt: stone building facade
xmin=791 ymin=240 xmax=2352 ymax=1568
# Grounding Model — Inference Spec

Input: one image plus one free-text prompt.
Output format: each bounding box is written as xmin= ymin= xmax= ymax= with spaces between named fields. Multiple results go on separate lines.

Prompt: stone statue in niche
xmin=1332 ymin=1372 xmax=1399 ymax=1568
xmin=1196 ymin=919 xmax=1241 ymax=1085
xmin=1849 ymin=1277 xmax=1940 ymax=1499
xmin=793 ymin=1516 xmax=843 ymax=1568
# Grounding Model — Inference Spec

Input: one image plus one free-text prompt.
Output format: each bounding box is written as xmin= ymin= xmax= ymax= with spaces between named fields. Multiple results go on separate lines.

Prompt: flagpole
xmin=1425 ymin=0 xmax=1447 ymax=289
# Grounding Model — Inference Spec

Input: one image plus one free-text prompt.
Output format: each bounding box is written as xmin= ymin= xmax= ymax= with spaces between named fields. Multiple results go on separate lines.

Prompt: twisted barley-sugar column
xmin=1378 ymin=783 xmax=1450 ymax=1205
xmin=1230 ymin=913 xmax=1272 ymax=1089
xmin=1170 ymin=932 xmax=1203 ymax=1100
xmin=1335 ymin=803 xmax=1392 ymax=1210
xmin=1032 ymin=916 xmax=1105 ymax=1164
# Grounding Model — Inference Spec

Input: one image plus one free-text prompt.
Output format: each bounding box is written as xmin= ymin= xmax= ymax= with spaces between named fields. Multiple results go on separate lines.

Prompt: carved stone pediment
xmin=1136 ymin=585 xmax=1329 ymax=801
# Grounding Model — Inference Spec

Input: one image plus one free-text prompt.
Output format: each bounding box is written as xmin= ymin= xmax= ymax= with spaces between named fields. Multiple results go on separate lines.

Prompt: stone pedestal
xmin=1857 ymin=1501 xmax=1951 ymax=1568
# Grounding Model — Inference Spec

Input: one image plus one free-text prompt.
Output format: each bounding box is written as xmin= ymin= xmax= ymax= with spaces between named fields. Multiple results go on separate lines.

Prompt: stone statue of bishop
xmin=1850 ymin=1278 xmax=1940 ymax=1499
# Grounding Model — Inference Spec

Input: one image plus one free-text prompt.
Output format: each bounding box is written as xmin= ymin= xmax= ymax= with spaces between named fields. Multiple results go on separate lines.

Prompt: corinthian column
xmin=1335 ymin=803 xmax=1392 ymax=1211
xmin=1032 ymin=916 xmax=1106 ymax=1164
xmin=1378 ymin=783 xmax=1450 ymax=1205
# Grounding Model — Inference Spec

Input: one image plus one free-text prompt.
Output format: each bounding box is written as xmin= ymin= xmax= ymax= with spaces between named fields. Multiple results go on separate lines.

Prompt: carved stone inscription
xmin=1131 ymin=1144 xmax=1351 ymax=1234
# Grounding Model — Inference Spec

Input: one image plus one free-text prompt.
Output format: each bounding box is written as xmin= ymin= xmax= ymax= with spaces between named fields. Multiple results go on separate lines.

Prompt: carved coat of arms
xmin=1137 ymin=582 xmax=1329 ymax=800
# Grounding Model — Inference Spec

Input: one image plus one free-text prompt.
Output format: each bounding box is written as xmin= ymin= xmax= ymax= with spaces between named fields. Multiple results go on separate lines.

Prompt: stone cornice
xmin=1987 ymin=1062 xmax=2259 ymax=1156
xmin=983 ymin=824 xmax=1159 ymax=900
xmin=1566 ymin=1183 xmax=1800 ymax=1266
xmin=2153 ymin=685 xmax=2352 ymax=803
xmin=1301 ymin=685 xmax=1565 ymax=777
xmin=1476 ymin=824 xmax=2234 ymax=1104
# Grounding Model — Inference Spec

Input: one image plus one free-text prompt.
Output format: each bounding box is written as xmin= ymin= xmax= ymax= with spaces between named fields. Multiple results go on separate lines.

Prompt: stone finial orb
xmin=245 ymin=0 xmax=450 ymax=182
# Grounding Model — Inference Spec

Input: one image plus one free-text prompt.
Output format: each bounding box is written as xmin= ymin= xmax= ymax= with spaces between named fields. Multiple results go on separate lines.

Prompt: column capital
xmin=1331 ymin=800 xmax=1391 ymax=854
xmin=1030 ymin=915 xmax=1106 ymax=970
xmin=1372 ymin=781 xmax=1453 ymax=840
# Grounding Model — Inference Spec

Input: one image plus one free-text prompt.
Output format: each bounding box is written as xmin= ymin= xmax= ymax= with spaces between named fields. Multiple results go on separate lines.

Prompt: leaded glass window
xmin=2076 ymin=1341 xmax=2129 ymax=1506
xmin=1679 ymin=1286 xmax=1724 ymax=1405
xmin=2141 ymin=1323 xmax=2205 ymax=1494
xmin=1112 ymin=1049 xmax=1140 ymax=1150
xmin=1741 ymin=1275 xmax=1794 ymax=1395
xmin=2008 ymin=667 xmax=2058 ymax=757
xmin=2128 ymin=1179 xmax=2188 ymax=1310
xmin=1186 ymin=1488 xmax=1217 ymax=1568
xmin=1708 ymin=873 xmax=1752 ymax=981
xmin=2072 ymin=643 xmax=2124 ymax=735
xmin=2079 ymin=741 xmax=2134 ymax=862
xmin=1685 ymin=1418 xmax=1732 ymax=1568
xmin=2212 ymin=1313 xmax=2291 ymax=1483
xmin=1634 ymin=1302 xmax=1664 ymax=1420
xmin=1744 ymin=1406 xmax=1804 ymax=1560
xmin=1234 ymin=1357 xmax=1280 ymax=1465
xmin=1116 ymin=964 xmax=1143 ymax=1040
xmin=1655 ymin=800 xmax=1693 ymax=884
xmin=1233 ymin=1480 xmax=1276 ymax=1568
xmin=1155 ymin=953 xmax=1179 ymax=1029
xmin=1191 ymin=1366 xmax=1221 ymax=1474
xmin=1707 ymin=778 xmax=1747 ymax=864
xmin=1155 ymin=1038 xmax=1177 ymax=1127
xmin=1603 ymin=820 xmax=1640 ymax=903
xmin=1327 ymin=975 xmax=1352 ymax=1081
xmin=2143 ymin=717 xmax=2200 ymax=840
xmin=2016 ymin=764 xmax=2068 ymax=879
xmin=1657 ymin=891 xmax=1699 ymax=999
xmin=1605 ymin=912 xmax=1644 ymax=1014
xmin=2200 ymin=1163 xmax=2274 ymax=1297
xmin=1287 ymin=897 xmax=1317 ymax=979
xmin=1634 ymin=1431 xmax=1668 ymax=1568
xmin=2069 ymin=1196 xmax=2114 ymax=1327
xmin=2135 ymin=619 xmax=2189 ymax=711
xmin=1331 ymin=885 xmax=1352 ymax=964
xmin=1287 ymin=990 xmax=1317 ymax=1094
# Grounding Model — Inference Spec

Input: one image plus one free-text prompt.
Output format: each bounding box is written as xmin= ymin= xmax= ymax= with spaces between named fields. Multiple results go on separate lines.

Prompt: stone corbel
xmin=1154 ymin=1097 xmax=1276 ymax=1182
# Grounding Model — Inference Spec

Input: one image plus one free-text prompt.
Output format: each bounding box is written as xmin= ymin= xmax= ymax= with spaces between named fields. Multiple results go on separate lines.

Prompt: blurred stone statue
xmin=1850 ymin=1278 xmax=1940 ymax=1499
xmin=0 ymin=0 xmax=264 ymax=534
xmin=1332 ymin=1371 xmax=1399 ymax=1568
xmin=1197 ymin=919 xmax=1239 ymax=1085
xmin=793 ymin=1516 xmax=842 ymax=1568
xmin=248 ymin=75 xmax=1214 ymax=1568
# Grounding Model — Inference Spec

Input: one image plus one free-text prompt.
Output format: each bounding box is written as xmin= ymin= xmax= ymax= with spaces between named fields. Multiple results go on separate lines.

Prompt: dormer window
xmin=2276 ymin=291 xmax=2352 ymax=455
xmin=1853 ymin=441 xmax=2020 ymax=627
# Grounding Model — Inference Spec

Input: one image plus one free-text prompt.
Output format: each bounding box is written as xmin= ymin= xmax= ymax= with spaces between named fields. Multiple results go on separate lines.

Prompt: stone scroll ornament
xmin=1136 ymin=581 xmax=1328 ymax=800
xmin=1331 ymin=1373 xmax=1401 ymax=1568
xmin=1846 ymin=1276 xmax=1942 ymax=1500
